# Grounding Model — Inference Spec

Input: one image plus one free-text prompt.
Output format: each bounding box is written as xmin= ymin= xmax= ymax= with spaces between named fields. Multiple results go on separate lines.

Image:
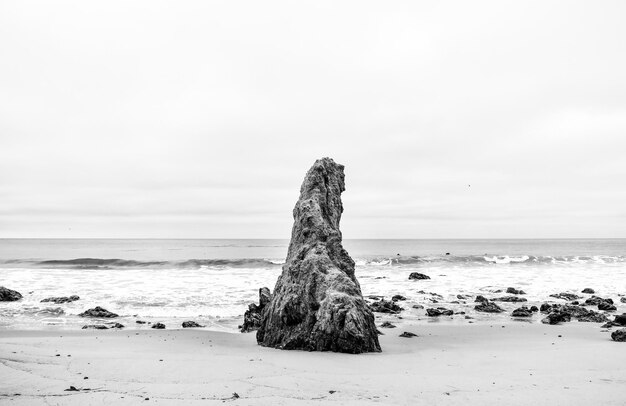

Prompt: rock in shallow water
xmin=511 ymin=307 xmax=533 ymax=317
xmin=408 ymin=272 xmax=430 ymax=280
xmin=541 ymin=311 xmax=572 ymax=325
xmin=474 ymin=300 xmax=504 ymax=313
xmin=506 ymin=287 xmax=526 ymax=295
xmin=41 ymin=295 xmax=80 ymax=304
xmin=256 ymin=158 xmax=380 ymax=353
xmin=78 ymin=306 xmax=118 ymax=318
xmin=493 ymin=296 xmax=528 ymax=303
xmin=549 ymin=292 xmax=582 ymax=301
xmin=370 ymin=299 xmax=403 ymax=314
xmin=0 ymin=286 xmax=23 ymax=302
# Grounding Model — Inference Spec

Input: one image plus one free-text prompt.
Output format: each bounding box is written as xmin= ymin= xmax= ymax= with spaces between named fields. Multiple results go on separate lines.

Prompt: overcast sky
xmin=1 ymin=1 xmax=625 ymax=239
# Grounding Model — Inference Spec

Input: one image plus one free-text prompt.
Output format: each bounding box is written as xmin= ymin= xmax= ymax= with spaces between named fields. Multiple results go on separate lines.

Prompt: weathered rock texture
xmin=0 ymin=286 xmax=23 ymax=302
xmin=256 ymin=158 xmax=381 ymax=353
xmin=240 ymin=287 xmax=271 ymax=333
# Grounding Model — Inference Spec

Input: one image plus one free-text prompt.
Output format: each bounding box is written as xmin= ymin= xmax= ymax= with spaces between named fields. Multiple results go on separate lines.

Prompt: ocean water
xmin=0 ymin=239 xmax=624 ymax=331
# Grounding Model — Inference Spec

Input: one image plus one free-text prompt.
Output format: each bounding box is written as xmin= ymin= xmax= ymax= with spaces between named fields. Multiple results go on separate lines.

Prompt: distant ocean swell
xmin=1 ymin=254 xmax=625 ymax=270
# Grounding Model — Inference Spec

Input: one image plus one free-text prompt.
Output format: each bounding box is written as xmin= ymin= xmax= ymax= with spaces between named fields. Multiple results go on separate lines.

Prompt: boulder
xmin=240 ymin=287 xmax=271 ymax=333
xmin=0 ymin=286 xmax=23 ymax=302
xmin=549 ymin=293 xmax=582 ymax=301
xmin=541 ymin=311 xmax=572 ymax=325
xmin=426 ymin=307 xmax=453 ymax=317
xmin=151 ymin=323 xmax=166 ymax=329
xmin=530 ymin=306 xmax=539 ymax=312
xmin=581 ymin=288 xmax=595 ymax=294
xmin=598 ymin=302 xmax=617 ymax=312
xmin=256 ymin=158 xmax=380 ymax=353
xmin=475 ymin=295 xmax=489 ymax=303
xmin=585 ymin=296 xmax=613 ymax=306
xmin=614 ymin=314 xmax=626 ymax=326
xmin=611 ymin=328 xmax=626 ymax=342
xmin=182 ymin=321 xmax=205 ymax=328
xmin=493 ymin=296 xmax=528 ymax=303
xmin=506 ymin=287 xmax=526 ymax=295
xmin=511 ymin=307 xmax=533 ymax=317
xmin=408 ymin=272 xmax=430 ymax=280
xmin=369 ymin=299 xmax=403 ymax=314
xmin=78 ymin=306 xmax=119 ymax=318
xmin=41 ymin=295 xmax=80 ymax=304
xmin=540 ymin=303 xmax=554 ymax=313
xmin=475 ymin=300 xmax=504 ymax=313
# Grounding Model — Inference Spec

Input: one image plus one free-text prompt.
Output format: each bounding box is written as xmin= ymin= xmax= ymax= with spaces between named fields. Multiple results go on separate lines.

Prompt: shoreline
xmin=1 ymin=323 xmax=625 ymax=405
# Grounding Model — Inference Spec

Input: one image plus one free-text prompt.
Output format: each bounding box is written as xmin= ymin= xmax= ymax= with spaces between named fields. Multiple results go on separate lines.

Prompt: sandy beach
xmin=1 ymin=322 xmax=624 ymax=405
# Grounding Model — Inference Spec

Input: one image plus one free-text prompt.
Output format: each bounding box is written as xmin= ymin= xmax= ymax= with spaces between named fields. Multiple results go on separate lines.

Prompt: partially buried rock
xmin=511 ymin=307 xmax=533 ymax=317
xmin=239 ymin=287 xmax=271 ymax=333
xmin=408 ymin=272 xmax=430 ymax=280
xmin=380 ymin=321 xmax=396 ymax=328
xmin=475 ymin=300 xmax=504 ymax=313
xmin=549 ymin=292 xmax=582 ymax=301
xmin=78 ymin=306 xmax=118 ymax=318
xmin=41 ymin=295 xmax=80 ymax=304
xmin=0 ymin=286 xmax=23 ymax=302
xmin=399 ymin=332 xmax=417 ymax=338
xmin=82 ymin=325 xmax=108 ymax=330
xmin=391 ymin=295 xmax=407 ymax=302
xmin=182 ymin=321 xmax=205 ymax=328
xmin=584 ymin=296 xmax=613 ymax=306
xmin=256 ymin=158 xmax=381 ymax=353
xmin=110 ymin=323 xmax=124 ymax=329
xmin=582 ymin=288 xmax=595 ymax=294
xmin=369 ymin=299 xmax=403 ymax=314
xmin=611 ymin=329 xmax=626 ymax=342
xmin=426 ymin=307 xmax=453 ymax=317
xmin=541 ymin=311 xmax=571 ymax=325
xmin=506 ymin=287 xmax=526 ymax=295
xmin=151 ymin=323 xmax=166 ymax=329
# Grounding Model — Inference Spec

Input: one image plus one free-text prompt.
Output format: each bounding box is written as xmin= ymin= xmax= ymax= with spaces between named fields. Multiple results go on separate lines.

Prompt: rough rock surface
xmin=408 ymin=272 xmax=430 ymax=280
xmin=474 ymin=296 xmax=504 ymax=313
xmin=584 ymin=296 xmax=613 ymax=306
xmin=582 ymin=288 xmax=595 ymax=294
xmin=41 ymin=295 xmax=80 ymax=304
xmin=256 ymin=158 xmax=380 ymax=353
xmin=493 ymin=296 xmax=528 ymax=303
xmin=182 ymin=321 xmax=205 ymax=328
xmin=240 ymin=287 xmax=271 ymax=332
xmin=511 ymin=307 xmax=533 ymax=317
xmin=78 ymin=306 xmax=118 ymax=318
xmin=0 ymin=286 xmax=23 ymax=302
xmin=369 ymin=299 xmax=403 ymax=314
xmin=426 ymin=307 xmax=453 ymax=317
xmin=598 ymin=302 xmax=617 ymax=311
xmin=506 ymin=287 xmax=526 ymax=295
xmin=549 ymin=292 xmax=582 ymax=301
xmin=611 ymin=328 xmax=626 ymax=342
xmin=541 ymin=311 xmax=572 ymax=325
xmin=614 ymin=314 xmax=626 ymax=326
xmin=151 ymin=322 xmax=166 ymax=329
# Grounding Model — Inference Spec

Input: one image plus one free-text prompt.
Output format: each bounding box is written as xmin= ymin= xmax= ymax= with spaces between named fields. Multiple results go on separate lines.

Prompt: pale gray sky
xmin=1 ymin=1 xmax=625 ymax=238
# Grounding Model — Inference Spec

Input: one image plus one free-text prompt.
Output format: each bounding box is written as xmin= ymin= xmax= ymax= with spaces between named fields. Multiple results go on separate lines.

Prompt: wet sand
xmin=1 ymin=322 xmax=624 ymax=405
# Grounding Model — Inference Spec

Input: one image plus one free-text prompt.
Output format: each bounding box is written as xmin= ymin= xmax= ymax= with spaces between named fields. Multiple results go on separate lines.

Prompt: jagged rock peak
xmin=256 ymin=158 xmax=381 ymax=353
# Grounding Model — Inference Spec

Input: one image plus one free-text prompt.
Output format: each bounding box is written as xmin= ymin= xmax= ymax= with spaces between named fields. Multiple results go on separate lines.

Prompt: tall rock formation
xmin=256 ymin=158 xmax=381 ymax=353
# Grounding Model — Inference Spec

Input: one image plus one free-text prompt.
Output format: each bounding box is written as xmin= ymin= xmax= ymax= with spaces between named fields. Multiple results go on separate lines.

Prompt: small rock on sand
xmin=380 ymin=321 xmax=396 ymax=328
xmin=82 ymin=325 xmax=109 ymax=330
xmin=506 ymin=287 xmax=526 ymax=295
xmin=582 ymin=288 xmax=595 ymax=294
xmin=182 ymin=321 xmax=205 ymax=328
xmin=426 ymin=308 xmax=453 ymax=317
xmin=511 ymin=307 xmax=533 ymax=317
xmin=151 ymin=323 xmax=166 ymax=329
xmin=399 ymin=332 xmax=417 ymax=338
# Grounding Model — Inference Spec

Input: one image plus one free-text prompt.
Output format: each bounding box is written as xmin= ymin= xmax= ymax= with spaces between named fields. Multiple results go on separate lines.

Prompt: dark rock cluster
xmin=506 ymin=287 xmax=526 ymax=295
xmin=370 ymin=299 xmax=403 ymax=314
xmin=474 ymin=296 xmax=504 ymax=313
xmin=611 ymin=329 xmax=626 ymax=342
xmin=549 ymin=292 xmax=582 ymax=301
xmin=408 ymin=272 xmax=430 ymax=280
xmin=256 ymin=158 xmax=381 ymax=353
xmin=426 ymin=307 xmax=453 ymax=317
xmin=182 ymin=321 xmax=205 ymax=328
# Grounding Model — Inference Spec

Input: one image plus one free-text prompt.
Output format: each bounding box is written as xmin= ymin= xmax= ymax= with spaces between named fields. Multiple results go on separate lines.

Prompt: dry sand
xmin=1 ymin=323 xmax=624 ymax=405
